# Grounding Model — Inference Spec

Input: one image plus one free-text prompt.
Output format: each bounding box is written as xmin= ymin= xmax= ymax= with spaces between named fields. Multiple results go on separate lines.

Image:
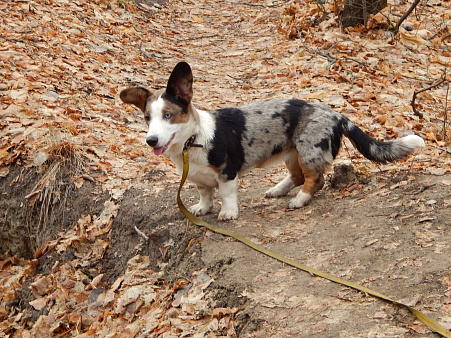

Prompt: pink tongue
xmin=153 ymin=147 xmax=164 ymax=156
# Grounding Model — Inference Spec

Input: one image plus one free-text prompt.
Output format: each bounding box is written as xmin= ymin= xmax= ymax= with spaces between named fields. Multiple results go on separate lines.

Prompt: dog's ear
xmin=120 ymin=87 xmax=150 ymax=112
xmin=166 ymin=62 xmax=193 ymax=105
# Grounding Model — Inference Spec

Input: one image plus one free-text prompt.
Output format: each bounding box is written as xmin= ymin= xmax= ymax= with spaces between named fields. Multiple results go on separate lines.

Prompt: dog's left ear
xmin=166 ymin=62 xmax=193 ymax=105
xmin=120 ymin=87 xmax=150 ymax=112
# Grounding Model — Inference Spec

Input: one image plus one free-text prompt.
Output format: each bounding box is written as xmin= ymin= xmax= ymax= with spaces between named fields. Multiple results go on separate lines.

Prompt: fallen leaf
xmin=30 ymin=276 xmax=53 ymax=297
xmin=91 ymin=273 xmax=104 ymax=289
xmin=29 ymin=297 xmax=48 ymax=311
xmin=0 ymin=166 xmax=9 ymax=177
xmin=425 ymin=167 xmax=447 ymax=176
xmin=192 ymin=15 xmax=203 ymax=23
xmin=74 ymin=177 xmax=84 ymax=189
xmin=25 ymin=190 xmax=41 ymax=206
xmin=398 ymin=27 xmax=430 ymax=48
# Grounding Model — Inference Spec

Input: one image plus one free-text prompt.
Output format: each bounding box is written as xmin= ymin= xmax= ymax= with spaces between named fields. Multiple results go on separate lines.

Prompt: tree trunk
xmin=341 ymin=0 xmax=387 ymax=28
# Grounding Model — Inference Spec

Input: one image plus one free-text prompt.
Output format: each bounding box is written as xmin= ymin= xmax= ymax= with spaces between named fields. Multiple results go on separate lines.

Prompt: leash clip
xmin=183 ymin=134 xmax=203 ymax=152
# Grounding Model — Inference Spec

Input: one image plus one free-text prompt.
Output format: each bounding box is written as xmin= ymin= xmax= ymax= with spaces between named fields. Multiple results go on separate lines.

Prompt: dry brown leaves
xmin=0 ymin=199 xmax=239 ymax=336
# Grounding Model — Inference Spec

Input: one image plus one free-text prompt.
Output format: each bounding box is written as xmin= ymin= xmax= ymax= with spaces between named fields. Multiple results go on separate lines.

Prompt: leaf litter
xmin=1 ymin=0 xmax=451 ymax=336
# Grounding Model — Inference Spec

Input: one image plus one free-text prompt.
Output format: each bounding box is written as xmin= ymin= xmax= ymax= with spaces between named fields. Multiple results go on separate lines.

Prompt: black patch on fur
xmin=315 ymin=138 xmax=329 ymax=152
xmin=315 ymin=125 xmax=342 ymax=159
xmin=271 ymin=143 xmax=284 ymax=155
xmin=330 ymin=125 xmax=342 ymax=158
xmin=281 ymin=100 xmax=308 ymax=139
xmin=208 ymin=108 xmax=247 ymax=180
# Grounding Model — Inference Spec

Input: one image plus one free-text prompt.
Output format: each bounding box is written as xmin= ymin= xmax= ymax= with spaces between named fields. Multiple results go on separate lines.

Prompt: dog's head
xmin=120 ymin=62 xmax=195 ymax=155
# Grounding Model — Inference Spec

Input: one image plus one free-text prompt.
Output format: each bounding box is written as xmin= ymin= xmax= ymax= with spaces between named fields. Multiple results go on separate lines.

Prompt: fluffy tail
xmin=340 ymin=116 xmax=425 ymax=163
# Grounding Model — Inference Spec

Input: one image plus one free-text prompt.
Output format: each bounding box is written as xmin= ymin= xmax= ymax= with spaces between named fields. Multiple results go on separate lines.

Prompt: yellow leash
xmin=177 ymin=148 xmax=450 ymax=337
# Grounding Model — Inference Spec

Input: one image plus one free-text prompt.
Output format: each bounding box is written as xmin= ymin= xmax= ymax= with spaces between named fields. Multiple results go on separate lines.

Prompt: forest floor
xmin=1 ymin=0 xmax=451 ymax=336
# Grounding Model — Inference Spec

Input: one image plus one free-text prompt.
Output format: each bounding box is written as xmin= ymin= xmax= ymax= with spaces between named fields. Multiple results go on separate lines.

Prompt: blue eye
xmin=164 ymin=113 xmax=172 ymax=119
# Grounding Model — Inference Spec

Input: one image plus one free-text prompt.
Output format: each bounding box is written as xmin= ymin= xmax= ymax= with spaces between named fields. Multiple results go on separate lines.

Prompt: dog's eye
xmin=164 ymin=113 xmax=172 ymax=119
xmin=144 ymin=115 xmax=150 ymax=123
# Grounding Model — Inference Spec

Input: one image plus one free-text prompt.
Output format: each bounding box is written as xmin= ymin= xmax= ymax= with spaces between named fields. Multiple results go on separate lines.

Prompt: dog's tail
xmin=340 ymin=116 xmax=425 ymax=163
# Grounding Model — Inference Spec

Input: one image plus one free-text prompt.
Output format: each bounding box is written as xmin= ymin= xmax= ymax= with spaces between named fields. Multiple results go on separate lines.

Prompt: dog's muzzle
xmin=146 ymin=136 xmax=158 ymax=147
xmin=147 ymin=133 xmax=176 ymax=156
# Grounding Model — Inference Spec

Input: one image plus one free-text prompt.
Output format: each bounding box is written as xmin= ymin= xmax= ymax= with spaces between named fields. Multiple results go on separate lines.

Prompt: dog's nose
xmin=146 ymin=136 xmax=158 ymax=147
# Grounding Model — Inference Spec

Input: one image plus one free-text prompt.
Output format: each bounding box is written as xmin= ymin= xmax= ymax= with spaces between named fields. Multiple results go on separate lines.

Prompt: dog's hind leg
xmin=217 ymin=178 xmax=239 ymax=220
xmin=265 ymin=151 xmax=304 ymax=198
xmin=287 ymin=162 xmax=324 ymax=209
xmin=189 ymin=185 xmax=214 ymax=216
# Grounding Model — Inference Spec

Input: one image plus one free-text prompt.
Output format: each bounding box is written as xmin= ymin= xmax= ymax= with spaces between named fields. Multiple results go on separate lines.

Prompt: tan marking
xmin=299 ymin=158 xmax=325 ymax=196
xmin=255 ymin=148 xmax=296 ymax=169
xmin=285 ymin=151 xmax=305 ymax=186
xmin=162 ymin=102 xmax=199 ymax=124
xmin=208 ymin=164 xmax=221 ymax=173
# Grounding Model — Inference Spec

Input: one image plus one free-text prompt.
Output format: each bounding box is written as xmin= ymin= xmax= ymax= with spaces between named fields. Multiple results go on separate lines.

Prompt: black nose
xmin=146 ymin=136 xmax=158 ymax=147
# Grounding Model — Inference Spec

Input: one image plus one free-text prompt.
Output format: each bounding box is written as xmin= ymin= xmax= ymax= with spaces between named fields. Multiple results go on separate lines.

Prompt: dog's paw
xmin=287 ymin=191 xmax=311 ymax=209
xmin=265 ymin=186 xmax=288 ymax=198
xmin=189 ymin=203 xmax=213 ymax=216
xmin=218 ymin=208 xmax=239 ymax=221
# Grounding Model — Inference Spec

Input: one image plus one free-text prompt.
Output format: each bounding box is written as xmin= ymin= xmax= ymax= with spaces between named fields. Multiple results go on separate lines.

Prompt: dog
xmin=120 ymin=62 xmax=425 ymax=220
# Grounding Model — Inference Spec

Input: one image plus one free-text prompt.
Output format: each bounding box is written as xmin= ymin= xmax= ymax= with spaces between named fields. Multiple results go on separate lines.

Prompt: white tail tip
xmin=401 ymin=135 xmax=425 ymax=149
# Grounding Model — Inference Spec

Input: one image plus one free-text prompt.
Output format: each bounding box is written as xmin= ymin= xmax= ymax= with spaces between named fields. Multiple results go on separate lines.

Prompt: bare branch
xmin=393 ymin=0 xmax=421 ymax=35
xmin=427 ymin=24 xmax=448 ymax=41
xmin=443 ymin=81 xmax=449 ymax=140
xmin=411 ymin=76 xmax=446 ymax=119
xmin=442 ymin=33 xmax=451 ymax=42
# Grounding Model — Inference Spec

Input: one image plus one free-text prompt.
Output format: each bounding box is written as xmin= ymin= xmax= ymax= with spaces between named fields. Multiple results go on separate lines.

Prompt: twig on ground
xmin=442 ymin=33 xmax=451 ymax=42
xmin=443 ymin=81 xmax=449 ymax=140
xmin=310 ymin=0 xmax=327 ymax=15
xmin=406 ymin=183 xmax=436 ymax=195
xmin=393 ymin=0 xmax=421 ymax=35
xmin=227 ymin=73 xmax=258 ymax=81
xmin=138 ymin=43 xmax=163 ymax=66
xmin=180 ymin=34 xmax=219 ymax=42
xmin=134 ymin=225 xmax=149 ymax=241
xmin=317 ymin=41 xmax=377 ymax=72
xmin=427 ymin=24 xmax=448 ymax=41
xmin=411 ymin=76 xmax=447 ymax=119
xmin=0 ymin=34 xmax=42 ymax=49
xmin=243 ymin=0 xmax=294 ymax=8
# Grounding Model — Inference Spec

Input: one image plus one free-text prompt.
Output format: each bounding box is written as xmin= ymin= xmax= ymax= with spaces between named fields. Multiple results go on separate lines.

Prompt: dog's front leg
xmin=189 ymin=185 xmax=214 ymax=216
xmin=217 ymin=178 xmax=239 ymax=221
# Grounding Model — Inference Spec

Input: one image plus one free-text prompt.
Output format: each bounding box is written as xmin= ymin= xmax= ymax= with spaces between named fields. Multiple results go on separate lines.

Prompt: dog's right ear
xmin=120 ymin=87 xmax=150 ymax=112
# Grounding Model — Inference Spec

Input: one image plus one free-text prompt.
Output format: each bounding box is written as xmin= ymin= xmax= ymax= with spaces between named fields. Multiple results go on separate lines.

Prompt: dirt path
xmin=108 ymin=164 xmax=451 ymax=336
xmin=188 ymin=170 xmax=451 ymax=336
xmin=1 ymin=0 xmax=450 ymax=336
